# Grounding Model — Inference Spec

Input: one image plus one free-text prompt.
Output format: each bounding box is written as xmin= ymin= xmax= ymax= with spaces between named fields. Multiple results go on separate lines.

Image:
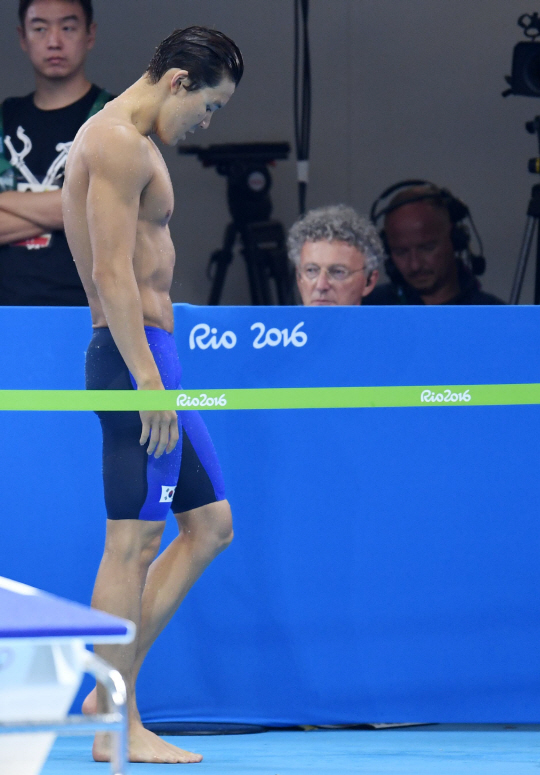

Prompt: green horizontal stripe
xmin=0 ymin=384 xmax=539 ymax=411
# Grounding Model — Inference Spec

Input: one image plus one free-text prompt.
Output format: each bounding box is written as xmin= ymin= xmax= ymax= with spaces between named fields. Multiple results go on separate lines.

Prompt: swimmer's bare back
xmin=63 ymin=97 xmax=179 ymax=457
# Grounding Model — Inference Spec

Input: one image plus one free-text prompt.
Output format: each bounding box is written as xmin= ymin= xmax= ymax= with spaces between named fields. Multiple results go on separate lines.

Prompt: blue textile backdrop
xmin=0 ymin=304 xmax=539 ymax=724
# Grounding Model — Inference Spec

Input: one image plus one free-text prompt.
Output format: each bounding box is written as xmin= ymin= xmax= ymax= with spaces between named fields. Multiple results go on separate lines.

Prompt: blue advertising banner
xmin=0 ymin=304 xmax=539 ymax=724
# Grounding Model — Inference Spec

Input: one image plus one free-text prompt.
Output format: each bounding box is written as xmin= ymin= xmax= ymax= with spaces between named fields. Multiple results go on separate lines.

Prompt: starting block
xmin=0 ymin=576 xmax=134 ymax=775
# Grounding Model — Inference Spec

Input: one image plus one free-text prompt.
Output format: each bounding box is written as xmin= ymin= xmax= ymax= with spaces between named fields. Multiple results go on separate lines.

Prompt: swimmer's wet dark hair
xmin=19 ymin=0 xmax=94 ymax=28
xmin=146 ymin=26 xmax=244 ymax=90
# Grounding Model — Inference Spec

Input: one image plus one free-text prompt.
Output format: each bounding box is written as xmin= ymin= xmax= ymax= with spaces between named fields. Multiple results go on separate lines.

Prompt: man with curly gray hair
xmin=287 ymin=204 xmax=383 ymax=306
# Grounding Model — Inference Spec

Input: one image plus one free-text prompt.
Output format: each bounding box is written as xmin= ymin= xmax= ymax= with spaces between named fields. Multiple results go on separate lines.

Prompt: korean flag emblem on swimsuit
xmin=160 ymin=486 xmax=176 ymax=503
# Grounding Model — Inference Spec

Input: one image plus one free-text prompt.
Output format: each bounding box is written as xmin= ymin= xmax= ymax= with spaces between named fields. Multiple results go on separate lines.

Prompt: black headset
xmin=369 ymin=179 xmax=486 ymax=284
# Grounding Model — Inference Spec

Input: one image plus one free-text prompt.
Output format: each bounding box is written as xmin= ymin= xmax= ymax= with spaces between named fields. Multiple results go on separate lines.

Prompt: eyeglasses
xmin=298 ymin=264 xmax=366 ymax=283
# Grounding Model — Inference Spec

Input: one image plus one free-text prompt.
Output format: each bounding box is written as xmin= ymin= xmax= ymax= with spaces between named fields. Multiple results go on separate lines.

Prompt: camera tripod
xmin=208 ymin=219 xmax=292 ymax=306
xmin=510 ymin=117 xmax=540 ymax=303
xmin=179 ymin=143 xmax=293 ymax=305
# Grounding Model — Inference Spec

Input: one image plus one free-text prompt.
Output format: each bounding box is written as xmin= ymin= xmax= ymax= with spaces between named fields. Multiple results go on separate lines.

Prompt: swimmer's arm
xmin=83 ymin=128 xmax=179 ymax=457
xmin=0 ymin=190 xmax=63 ymax=232
xmin=85 ymin=129 xmax=162 ymax=389
xmin=0 ymin=209 xmax=44 ymax=245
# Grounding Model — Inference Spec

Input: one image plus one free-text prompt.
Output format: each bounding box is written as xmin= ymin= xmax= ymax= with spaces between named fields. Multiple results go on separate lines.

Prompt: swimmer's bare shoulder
xmin=67 ymin=112 xmax=153 ymax=205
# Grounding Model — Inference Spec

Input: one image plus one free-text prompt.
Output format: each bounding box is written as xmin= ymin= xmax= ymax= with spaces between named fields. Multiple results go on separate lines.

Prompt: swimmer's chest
xmin=139 ymin=142 xmax=174 ymax=226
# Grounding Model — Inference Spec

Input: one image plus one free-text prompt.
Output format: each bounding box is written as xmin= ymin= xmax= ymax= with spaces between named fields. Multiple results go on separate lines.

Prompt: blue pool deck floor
xmin=41 ymin=724 xmax=540 ymax=774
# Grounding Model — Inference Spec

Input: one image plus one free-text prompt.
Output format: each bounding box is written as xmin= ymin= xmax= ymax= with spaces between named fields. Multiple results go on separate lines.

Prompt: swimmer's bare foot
xmin=83 ymin=686 xmax=142 ymax=724
xmin=82 ymin=687 xmax=97 ymax=715
xmin=92 ymin=723 xmax=203 ymax=764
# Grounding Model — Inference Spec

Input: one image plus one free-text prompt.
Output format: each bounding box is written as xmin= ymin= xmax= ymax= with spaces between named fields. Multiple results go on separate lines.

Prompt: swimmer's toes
xmin=132 ymin=726 xmax=203 ymax=763
xmin=156 ymin=737 xmax=203 ymax=763
xmin=175 ymin=749 xmax=204 ymax=763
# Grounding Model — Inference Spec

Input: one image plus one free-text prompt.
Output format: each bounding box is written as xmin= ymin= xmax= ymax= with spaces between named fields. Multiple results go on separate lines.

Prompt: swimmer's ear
xmin=170 ymin=70 xmax=190 ymax=94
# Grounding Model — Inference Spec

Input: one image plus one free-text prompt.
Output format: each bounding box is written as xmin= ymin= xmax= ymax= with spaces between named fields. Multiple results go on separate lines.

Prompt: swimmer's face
xmin=296 ymin=240 xmax=378 ymax=306
xmin=19 ymin=0 xmax=95 ymax=81
xmin=158 ymin=72 xmax=236 ymax=146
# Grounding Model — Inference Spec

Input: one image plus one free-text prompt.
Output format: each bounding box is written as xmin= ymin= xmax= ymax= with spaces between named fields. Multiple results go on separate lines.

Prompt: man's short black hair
xmin=146 ymin=26 xmax=244 ymax=91
xmin=19 ymin=0 xmax=94 ymax=29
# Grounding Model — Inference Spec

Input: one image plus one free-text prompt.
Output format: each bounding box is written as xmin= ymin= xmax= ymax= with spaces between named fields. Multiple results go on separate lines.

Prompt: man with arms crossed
xmin=63 ymin=27 xmax=243 ymax=763
xmin=0 ymin=0 xmax=112 ymax=305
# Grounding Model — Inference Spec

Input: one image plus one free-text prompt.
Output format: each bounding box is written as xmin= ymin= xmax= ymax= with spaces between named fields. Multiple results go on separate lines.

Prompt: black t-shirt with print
xmin=0 ymin=84 xmax=107 ymax=306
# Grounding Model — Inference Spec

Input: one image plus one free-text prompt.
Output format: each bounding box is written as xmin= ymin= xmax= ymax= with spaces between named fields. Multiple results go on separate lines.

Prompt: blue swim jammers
xmin=85 ymin=326 xmax=225 ymax=520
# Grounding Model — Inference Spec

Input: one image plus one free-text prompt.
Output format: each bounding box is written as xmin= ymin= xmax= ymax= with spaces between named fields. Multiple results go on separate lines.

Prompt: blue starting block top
xmin=0 ymin=577 xmax=134 ymax=643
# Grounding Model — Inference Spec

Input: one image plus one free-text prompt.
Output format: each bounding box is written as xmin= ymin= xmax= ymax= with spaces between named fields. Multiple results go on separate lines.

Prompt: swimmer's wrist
xmin=136 ymin=377 xmax=165 ymax=391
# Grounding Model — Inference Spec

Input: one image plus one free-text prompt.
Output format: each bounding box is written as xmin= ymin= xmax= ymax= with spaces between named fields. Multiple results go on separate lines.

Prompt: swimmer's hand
xmin=139 ymin=409 xmax=179 ymax=458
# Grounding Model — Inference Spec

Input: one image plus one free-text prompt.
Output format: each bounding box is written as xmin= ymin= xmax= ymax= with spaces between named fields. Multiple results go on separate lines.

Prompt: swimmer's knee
xmin=103 ymin=518 xmax=165 ymax=569
xmin=200 ymin=500 xmax=233 ymax=550
xmin=213 ymin=500 xmax=234 ymax=548
xmin=139 ymin=526 xmax=164 ymax=566
xmin=217 ymin=521 xmax=234 ymax=551
xmin=177 ymin=499 xmax=233 ymax=550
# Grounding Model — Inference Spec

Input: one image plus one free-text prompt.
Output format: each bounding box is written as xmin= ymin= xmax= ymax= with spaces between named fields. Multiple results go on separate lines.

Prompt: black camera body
xmin=179 ymin=142 xmax=290 ymax=226
xmin=504 ymin=14 xmax=540 ymax=97
xmin=506 ymin=41 xmax=540 ymax=97
xmin=178 ymin=142 xmax=292 ymax=305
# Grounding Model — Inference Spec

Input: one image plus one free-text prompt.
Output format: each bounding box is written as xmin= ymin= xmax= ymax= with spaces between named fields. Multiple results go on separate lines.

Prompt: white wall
xmin=0 ymin=0 xmax=536 ymax=303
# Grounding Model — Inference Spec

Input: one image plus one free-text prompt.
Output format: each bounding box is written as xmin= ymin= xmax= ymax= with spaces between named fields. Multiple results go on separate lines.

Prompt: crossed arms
xmin=0 ymin=189 xmax=63 ymax=244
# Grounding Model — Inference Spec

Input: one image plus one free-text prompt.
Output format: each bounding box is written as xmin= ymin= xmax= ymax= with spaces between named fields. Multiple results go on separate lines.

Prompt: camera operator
xmin=287 ymin=204 xmax=383 ymax=306
xmin=365 ymin=183 xmax=504 ymax=306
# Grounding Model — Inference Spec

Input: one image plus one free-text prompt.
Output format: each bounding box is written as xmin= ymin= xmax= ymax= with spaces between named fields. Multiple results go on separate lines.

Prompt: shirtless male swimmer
xmin=62 ymin=27 xmax=243 ymax=764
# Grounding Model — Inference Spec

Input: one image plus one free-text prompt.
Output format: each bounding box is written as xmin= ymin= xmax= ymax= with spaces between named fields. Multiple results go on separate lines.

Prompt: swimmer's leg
xmin=129 ymin=502 xmax=233 ymax=763
xmin=87 ymin=409 xmax=229 ymax=761
xmin=91 ymin=518 xmax=204 ymax=764
xmin=126 ymin=415 xmax=232 ymax=722
xmin=85 ymin=500 xmax=233 ymax=762
xmin=132 ymin=499 xmax=233 ymax=702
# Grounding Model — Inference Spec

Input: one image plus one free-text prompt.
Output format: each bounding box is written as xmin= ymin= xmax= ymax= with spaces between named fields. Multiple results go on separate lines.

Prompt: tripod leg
xmin=207 ymin=223 xmax=237 ymax=306
xmin=243 ymin=249 xmax=265 ymax=305
xmin=255 ymin=256 xmax=273 ymax=305
xmin=274 ymin=254 xmax=295 ymax=305
xmin=239 ymin=226 xmax=266 ymax=305
xmin=241 ymin=222 xmax=292 ymax=306
xmin=510 ymin=215 xmax=536 ymax=304
xmin=535 ymin=221 xmax=540 ymax=304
